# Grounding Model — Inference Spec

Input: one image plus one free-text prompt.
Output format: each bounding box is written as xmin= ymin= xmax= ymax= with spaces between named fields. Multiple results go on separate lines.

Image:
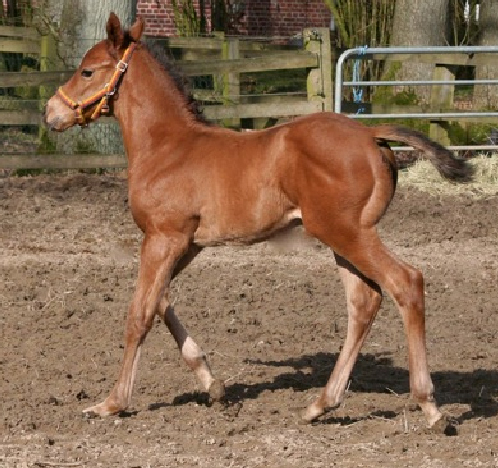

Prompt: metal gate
xmin=334 ymin=46 xmax=498 ymax=151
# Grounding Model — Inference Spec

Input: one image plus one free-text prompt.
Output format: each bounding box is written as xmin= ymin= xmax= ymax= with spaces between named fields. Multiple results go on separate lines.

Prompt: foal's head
xmin=45 ymin=12 xmax=144 ymax=131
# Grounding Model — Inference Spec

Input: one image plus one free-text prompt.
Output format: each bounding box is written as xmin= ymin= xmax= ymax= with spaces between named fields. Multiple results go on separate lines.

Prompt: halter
xmin=56 ymin=42 xmax=137 ymax=126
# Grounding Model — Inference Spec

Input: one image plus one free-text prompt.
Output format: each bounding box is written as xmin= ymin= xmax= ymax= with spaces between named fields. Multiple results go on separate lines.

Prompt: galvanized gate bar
xmin=334 ymin=45 xmax=498 ymax=119
xmin=344 ymin=79 xmax=498 ymax=87
xmin=353 ymin=112 xmax=498 ymax=119
xmin=392 ymin=145 xmax=498 ymax=151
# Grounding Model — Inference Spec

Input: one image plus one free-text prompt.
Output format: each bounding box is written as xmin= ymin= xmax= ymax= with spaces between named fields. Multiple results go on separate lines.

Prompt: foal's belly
xmin=193 ymin=208 xmax=302 ymax=247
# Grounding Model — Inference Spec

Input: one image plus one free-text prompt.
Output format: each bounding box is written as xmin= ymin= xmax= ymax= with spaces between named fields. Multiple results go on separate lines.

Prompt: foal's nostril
xmin=43 ymin=103 xmax=58 ymax=129
xmin=47 ymin=119 xmax=59 ymax=131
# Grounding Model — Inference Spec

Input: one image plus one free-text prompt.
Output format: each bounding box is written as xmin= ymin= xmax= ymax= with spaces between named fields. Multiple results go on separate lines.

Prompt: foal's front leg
xmin=83 ymin=231 xmax=189 ymax=417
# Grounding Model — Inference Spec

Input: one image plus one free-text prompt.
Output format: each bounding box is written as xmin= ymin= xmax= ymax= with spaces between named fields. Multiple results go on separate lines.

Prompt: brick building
xmin=137 ymin=0 xmax=331 ymax=37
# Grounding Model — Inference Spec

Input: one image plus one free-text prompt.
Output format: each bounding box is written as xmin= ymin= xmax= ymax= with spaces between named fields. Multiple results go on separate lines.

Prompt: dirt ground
xmin=1 ymin=173 xmax=498 ymax=468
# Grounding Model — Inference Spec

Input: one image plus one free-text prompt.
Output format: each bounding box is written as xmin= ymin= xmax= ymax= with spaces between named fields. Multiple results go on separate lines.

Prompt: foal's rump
xmin=271 ymin=113 xmax=473 ymax=239
xmin=279 ymin=113 xmax=471 ymax=182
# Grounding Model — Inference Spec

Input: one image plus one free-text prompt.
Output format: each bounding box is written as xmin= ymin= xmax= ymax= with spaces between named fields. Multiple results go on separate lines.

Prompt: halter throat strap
xmin=56 ymin=42 xmax=137 ymax=126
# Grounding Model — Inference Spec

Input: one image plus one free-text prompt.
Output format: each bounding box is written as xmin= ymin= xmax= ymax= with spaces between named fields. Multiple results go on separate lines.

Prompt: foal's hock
xmin=45 ymin=12 xmax=472 ymax=428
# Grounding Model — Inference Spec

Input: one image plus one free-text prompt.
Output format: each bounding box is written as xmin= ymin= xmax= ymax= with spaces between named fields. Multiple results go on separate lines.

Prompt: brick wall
xmin=137 ymin=0 xmax=331 ymax=37
xmin=2 ymin=0 xmax=33 ymax=20
xmin=237 ymin=0 xmax=331 ymax=36
xmin=137 ymin=0 xmax=179 ymax=36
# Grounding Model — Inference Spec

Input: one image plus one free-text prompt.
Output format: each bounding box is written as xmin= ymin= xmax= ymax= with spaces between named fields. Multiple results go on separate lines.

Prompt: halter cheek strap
xmin=56 ymin=42 xmax=137 ymax=127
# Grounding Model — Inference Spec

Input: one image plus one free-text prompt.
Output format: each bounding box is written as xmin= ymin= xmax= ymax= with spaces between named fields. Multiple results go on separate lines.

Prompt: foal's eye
xmin=81 ymin=69 xmax=93 ymax=78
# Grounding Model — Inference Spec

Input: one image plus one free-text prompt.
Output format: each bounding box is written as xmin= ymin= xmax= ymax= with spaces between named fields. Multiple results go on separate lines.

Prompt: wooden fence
xmin=0 ymin=26 xmax=496 ymax=170
xmin=0 ymin=27 xmax=332 ymax=169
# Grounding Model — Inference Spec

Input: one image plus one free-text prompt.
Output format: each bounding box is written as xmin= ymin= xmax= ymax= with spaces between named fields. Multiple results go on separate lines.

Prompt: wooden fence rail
xmin=0 ymin=27 xmax=496 ymax=170
xmin=0 ymin=70 xmax=72 ymax=88
xmin=0 ymin=28 xmax=330 ymax=117
xmin=0 ymin=27 xmax=332 ymax=169
xmin=0 ymin=153 xmax=127 ymax=169
xmin=0 ymin=26 xmax=39 ymax=39
xmin=0 ymin=25 xmax=40 ymax=55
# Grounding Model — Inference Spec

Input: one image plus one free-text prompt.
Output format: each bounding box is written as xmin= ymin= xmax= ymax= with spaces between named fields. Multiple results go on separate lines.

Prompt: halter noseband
xmin=56 ymin=42 xmax=137 ymax=126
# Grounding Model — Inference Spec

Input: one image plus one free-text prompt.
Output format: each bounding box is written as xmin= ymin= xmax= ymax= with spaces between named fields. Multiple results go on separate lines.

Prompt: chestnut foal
xmin=45 ymin=13 xmax=472 ymax=428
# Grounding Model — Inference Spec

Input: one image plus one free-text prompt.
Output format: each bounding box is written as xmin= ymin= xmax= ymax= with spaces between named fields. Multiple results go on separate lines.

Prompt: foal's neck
xmin=114 ymin=47 xmax=200 ymax=166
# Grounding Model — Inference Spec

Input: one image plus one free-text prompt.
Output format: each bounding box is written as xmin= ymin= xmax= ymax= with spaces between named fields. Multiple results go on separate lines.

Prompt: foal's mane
xmin=125 ymin=31 xmax=206 ymax=123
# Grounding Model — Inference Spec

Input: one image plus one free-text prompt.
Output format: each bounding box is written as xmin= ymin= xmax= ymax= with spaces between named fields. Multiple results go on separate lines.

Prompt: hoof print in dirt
xmin=47 ymin=396 xmax=62 ymax=406
xmin=76 ymin=389 xmax=89 ymax=401
xmin=222 ymin=401 xmax=243 ymax=418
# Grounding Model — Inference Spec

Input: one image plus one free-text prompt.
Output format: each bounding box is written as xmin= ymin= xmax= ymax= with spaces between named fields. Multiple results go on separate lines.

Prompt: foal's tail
xmin=371 ymin=125 xmax=473 ymax=182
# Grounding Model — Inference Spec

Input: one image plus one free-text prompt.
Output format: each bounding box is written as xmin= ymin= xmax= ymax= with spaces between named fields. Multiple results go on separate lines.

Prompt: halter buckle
xmin=117 ymin=60 xmax=128 ymax=72
xmin=75 ymin=108 xmax=87 ymax=127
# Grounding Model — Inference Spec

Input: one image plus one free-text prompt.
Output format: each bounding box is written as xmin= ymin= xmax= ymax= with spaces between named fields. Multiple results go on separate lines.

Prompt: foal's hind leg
xmin=302 ymin=254 xmax=382 ymax=422
xmin=155 ymin=245 xmax=225 ymax=402
xmin=157 ymin=297 xmax=225 ymax=402
xmin=303 ymin=225 xmax=442 ymax=428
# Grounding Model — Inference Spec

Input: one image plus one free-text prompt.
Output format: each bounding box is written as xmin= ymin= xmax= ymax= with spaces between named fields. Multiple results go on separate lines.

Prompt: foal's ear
xmin=106 ymin=12 xmax=124 ymax=48
xmin=129 ymin=17 xmax=145 ymax=42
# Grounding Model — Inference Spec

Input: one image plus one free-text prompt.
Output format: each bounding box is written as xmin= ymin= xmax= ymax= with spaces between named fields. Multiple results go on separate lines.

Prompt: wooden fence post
xmin=39 ymin=34 xmax=58 ymax=147
xmin=213 ymin=31 xmax=225 ymax=99
xmin=222 ymin=36 xmax=240 ymax=128
xmin=39 ymin=34 xmax=57 ymax=102
xmin=429 ymin=65 xmax=454 ymax=145
xmin=304 ymin=27 xmax=332 ymax=112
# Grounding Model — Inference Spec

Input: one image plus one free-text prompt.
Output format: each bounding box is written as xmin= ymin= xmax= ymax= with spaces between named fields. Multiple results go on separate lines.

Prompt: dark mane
xmin=145 ymin=40 xmax=207 ymax=123
xmin=125 ymin=32 xmax=207 ymax=123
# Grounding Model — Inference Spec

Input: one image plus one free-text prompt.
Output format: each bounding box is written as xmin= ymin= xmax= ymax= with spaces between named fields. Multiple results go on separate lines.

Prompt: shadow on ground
xmin=151 ymin=352 xmax=498 ymax=424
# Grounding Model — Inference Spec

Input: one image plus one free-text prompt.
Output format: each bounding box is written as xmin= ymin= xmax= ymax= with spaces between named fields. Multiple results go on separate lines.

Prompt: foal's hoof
xmin=298 ymin=413 xmax=313 ymax=425
xmin=298 ymin=402 xmax=324 ymax=425
xmin=428 ymin=416 xmax=458 ymax=436
xmin=208 ymin=379 xmax=225 ymax=403
xmin=82 ymin=400 xmax=120 ymax=418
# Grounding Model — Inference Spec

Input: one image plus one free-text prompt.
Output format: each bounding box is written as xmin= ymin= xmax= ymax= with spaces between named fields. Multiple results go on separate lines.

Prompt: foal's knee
xmin=156 ymin=297 xmax=171 ymax=321
xmin=125 ymin=318 xmax=153 ymax=343
xmin=347 ymin=283 xmax=382 ymax=324
xmin=125 ymin=307 xmax=156 ymax=343
xmin=391 ymin=266 xmax=424 ymax=314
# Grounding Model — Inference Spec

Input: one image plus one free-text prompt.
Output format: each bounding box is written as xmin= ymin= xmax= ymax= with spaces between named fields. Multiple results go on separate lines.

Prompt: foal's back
xmin=156 ymin=113 xmax=390 ymax=247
